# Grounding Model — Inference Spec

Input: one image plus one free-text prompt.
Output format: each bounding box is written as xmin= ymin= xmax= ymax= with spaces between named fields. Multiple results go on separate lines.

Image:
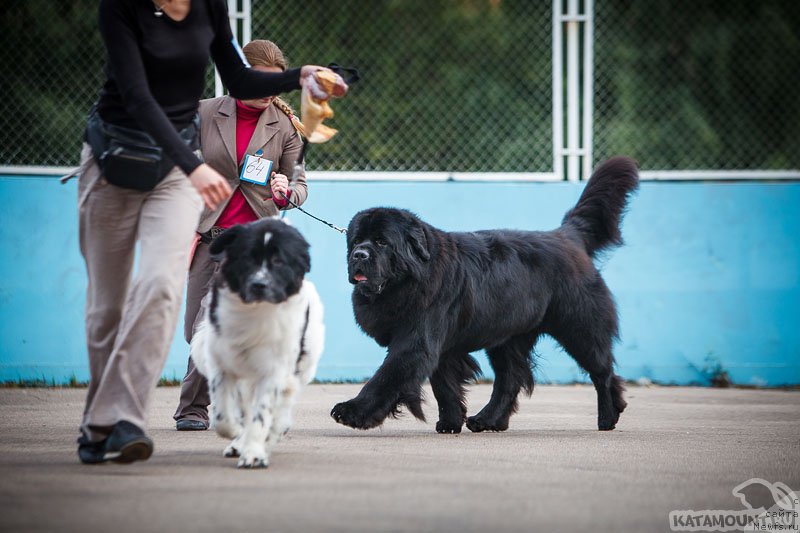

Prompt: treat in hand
xmin=314 ymin=70 xmax=348 ymax=98
xmin=300 ymin=70 xmax=348 ymax=144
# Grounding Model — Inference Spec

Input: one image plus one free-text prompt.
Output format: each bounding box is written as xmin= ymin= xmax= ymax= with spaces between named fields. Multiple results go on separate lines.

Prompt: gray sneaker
xmin=175 ymin=419 xmax=209 ymax=431
xmin=103 ymin=421 xmax=153 ymax=463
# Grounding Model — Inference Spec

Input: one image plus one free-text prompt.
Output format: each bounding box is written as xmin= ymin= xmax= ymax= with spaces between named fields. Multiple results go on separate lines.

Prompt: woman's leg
xmin=78 ymin=144 xmax=143 ymax=442
xmin=81 ymin=166 xmax=202 ymax=438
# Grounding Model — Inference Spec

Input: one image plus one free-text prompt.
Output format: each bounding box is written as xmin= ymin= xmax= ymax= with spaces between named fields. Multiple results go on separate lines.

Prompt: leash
xmin=280 ymin=139 xmax=347 ymax=235
xmin=278 ymin=190 xmax=348 ymax=235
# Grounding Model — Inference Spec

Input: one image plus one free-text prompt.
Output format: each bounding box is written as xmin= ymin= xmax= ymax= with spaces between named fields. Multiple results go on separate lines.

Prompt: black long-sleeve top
xmin=96 ymin=0 xmax=301 ymax=174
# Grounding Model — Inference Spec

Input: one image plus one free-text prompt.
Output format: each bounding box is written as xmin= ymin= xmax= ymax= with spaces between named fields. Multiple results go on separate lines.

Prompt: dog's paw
xmin=215 ymin=418 xmax=240 ymax=440
xmin=597 ymin=411 xmax=620 ymax=431
xmin=330 ymin=399 xmax=385 ymax=430
xmin=223 ymin=443 xmax=240 ymax=458
xmin=236 ymin=447 xmax=269 ymax=469
xmin=435 ymin=420 xmax=463 ymax=434
xmin=466 ymin=414 xmax=509 ymax=433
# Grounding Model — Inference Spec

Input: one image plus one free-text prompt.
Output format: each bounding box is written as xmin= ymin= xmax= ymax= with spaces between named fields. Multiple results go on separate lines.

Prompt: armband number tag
xmin=240 ymin=154 xmax=273 ymax=186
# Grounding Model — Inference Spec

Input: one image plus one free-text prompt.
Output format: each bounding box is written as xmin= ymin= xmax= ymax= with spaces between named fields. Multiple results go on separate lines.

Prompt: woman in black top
xmin=76 ymin=0 xmax=346 ymax=464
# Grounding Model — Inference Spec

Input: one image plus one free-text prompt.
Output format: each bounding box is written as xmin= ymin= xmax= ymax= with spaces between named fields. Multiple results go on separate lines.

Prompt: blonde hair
xmin=242 ymin=40 xmax=307 ymax=137
xmin=243 ymin=39 xmax=287 ymax=70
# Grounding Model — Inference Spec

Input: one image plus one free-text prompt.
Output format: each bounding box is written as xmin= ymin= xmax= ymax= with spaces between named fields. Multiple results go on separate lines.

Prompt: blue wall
xmin=1 ymin=175 xmax=798 ymax=386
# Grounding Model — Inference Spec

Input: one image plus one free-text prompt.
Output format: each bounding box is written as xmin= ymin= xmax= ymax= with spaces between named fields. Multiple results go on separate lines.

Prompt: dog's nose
xmin=352 ymin=248 xmax=369 ymax=261
xmin=249 ymin=280 xmax=269 ymax=292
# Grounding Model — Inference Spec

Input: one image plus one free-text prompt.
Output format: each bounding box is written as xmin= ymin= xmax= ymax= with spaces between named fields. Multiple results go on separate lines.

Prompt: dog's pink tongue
xmin=354 ymin=274 xmax=368 ymax=282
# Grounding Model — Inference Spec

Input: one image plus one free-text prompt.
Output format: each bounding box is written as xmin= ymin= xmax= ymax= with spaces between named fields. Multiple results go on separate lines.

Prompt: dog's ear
xmin=407 ymin=224 xmax=430 ymax=262
xmin=346 ymin=212 xmax=365 ymax=252
xmin=209 ymin=226 xmax=243 ymax=261
xmin=296 ymin=239 xmax=312 ymax=274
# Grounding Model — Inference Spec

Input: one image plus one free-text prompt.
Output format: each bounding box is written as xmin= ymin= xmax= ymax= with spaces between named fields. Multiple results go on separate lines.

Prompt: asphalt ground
xmin=0 ymin=384 xmax=798 ymax=533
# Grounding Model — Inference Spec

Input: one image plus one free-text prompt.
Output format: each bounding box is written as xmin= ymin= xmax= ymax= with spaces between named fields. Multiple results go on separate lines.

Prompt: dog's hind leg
xmin=559 ymin=336 xmax=626 ymax=431
xmin=546 ymin=285 xmax=627 ymax=430
xmin=466 ymin=332 xmax=537 ymax=432
xmin=431 ymin=352 xmax=481 ymax=434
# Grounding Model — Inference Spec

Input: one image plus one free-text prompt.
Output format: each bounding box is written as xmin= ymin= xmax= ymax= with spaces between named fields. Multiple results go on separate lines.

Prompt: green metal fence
xmin=1 ymin=0 xmax=797 ymax=175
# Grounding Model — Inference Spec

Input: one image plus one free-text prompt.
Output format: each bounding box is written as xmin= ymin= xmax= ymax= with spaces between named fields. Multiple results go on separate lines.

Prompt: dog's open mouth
xmin=351 ymin=270 xmax=386 ymax=295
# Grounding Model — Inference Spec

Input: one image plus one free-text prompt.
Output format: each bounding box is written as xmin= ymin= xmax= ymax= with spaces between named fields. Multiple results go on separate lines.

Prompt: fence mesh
xmin=0 ymin=1 xmax=104 ymax=168
xmin=593 ymin=0 xmax=800 ymax=170
xmin=252 ymin=0 xmax=553 ymax=172
xmin=1 ymin=0 xmax=797 ymax=172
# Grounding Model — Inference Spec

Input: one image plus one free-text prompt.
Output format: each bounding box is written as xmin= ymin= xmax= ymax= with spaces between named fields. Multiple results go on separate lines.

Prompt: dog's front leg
xmin=223 ymin=385 xmax=253 ymax=458
xmin=331 ymin=337 xmax=439 ymax=430
xmin=236 ymin=383 xmax=276 ymax=469
xmin=211 ymin=372 xmax=243 ymax=440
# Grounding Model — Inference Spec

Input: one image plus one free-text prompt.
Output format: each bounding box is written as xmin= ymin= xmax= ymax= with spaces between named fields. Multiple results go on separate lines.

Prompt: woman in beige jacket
xmin=173 ymin=40 xmax=308 ymax=430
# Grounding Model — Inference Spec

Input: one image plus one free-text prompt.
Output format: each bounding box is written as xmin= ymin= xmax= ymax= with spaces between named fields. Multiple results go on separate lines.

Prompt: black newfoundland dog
xmin=331 ymin=157 xmax=639 ymax=433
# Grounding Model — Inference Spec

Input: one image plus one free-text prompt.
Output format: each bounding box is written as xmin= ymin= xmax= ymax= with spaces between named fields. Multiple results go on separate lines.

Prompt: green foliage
xmin=0 ymin=375 xmax=87 ymax=388
xmin=0 ymin=1 xmax=104 ymax=167
xmin=260 ymin=0 xmax=553 ymax=171
xmin=1 ymin=0 xmax=797 ymax=171
xmin=157 ymin=376 xmax=182 ymax=387
xmin=594 ymin=0 xmax=800 ymax=169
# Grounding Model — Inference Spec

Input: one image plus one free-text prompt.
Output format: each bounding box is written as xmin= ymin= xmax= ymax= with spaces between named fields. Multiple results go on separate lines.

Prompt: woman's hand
xmin=188 ymin=163 xmax=231 ymax=210
xmin=270 ymin=172 xmax=289 ymax=200
xmin=300 ymin=66 xmax=348 ymax=99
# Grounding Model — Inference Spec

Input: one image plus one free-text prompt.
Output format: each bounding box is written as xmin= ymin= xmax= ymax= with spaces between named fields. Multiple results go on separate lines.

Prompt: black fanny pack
xmin=85 ymin=106 xmax=200 ymax=191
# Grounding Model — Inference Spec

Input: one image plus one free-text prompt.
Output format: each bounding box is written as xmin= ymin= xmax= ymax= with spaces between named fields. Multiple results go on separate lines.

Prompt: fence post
xmin=552 ymin=0 xmax=564 ymax=182
xmin=553 ymin=0 xmax=594 ymax=181
xmin=582 ymin=0 xmax=594 ymax=180
xmin=566 ymin=0 xmax=580 ymax=182
xmin=215 ymin=0 xmax=253 ymax=97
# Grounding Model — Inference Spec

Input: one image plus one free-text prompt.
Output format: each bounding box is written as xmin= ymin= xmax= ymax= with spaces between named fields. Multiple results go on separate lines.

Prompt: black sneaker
xmin=77 ymin=432 xmax=107 ymax=464
xmin=175 ymin=418 xmax=208 ymax=431
xmin=103 ymin=421 xmax=154 ymax=463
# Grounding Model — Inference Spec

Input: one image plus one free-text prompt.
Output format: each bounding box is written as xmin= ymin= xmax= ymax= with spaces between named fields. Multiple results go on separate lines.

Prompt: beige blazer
xmin=196 ymin=96 xmax=308 ymax=233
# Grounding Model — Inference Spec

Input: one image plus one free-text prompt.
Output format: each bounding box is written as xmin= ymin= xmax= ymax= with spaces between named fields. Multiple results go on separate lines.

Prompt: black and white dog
xmin=191 ymin=218 xmax=324 ymax=468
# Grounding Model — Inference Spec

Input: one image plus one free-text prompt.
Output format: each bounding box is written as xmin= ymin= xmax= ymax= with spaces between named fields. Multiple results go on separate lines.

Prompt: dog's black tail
xmin=561 ymin=156 xmax=639 ymax=257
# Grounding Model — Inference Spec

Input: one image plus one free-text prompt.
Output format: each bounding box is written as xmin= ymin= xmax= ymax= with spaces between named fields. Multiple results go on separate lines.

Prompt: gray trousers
xmin=173 ymin=242 xmax=217 ymax=423
xmin=78 ymin=144 xmax=203 ymax=442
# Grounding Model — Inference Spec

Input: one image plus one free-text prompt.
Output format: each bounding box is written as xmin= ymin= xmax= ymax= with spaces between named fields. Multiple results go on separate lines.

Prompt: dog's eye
xmin=271 ymin=257 xmax=284 ymax=267
xmin=374 ymin=237 xmax=387 ymax=247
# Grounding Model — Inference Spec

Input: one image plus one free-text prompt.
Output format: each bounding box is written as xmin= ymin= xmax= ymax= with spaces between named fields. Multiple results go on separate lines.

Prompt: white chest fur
xmin=207 ymin=281 xmax=316 ymax=381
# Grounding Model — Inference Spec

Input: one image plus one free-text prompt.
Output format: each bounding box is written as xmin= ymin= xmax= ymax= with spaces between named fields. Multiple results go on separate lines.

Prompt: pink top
xmin=215 ymin=100 xmax=289 ymax=229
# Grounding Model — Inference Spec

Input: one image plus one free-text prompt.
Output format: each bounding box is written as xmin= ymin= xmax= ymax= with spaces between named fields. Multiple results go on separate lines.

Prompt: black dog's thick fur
xmin=331 ymin=157 xmax=639 ymax=433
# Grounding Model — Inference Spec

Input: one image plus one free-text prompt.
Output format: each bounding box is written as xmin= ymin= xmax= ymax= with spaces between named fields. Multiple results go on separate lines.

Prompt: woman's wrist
xmin=273 ymin=189 xmax=291 ymax=207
